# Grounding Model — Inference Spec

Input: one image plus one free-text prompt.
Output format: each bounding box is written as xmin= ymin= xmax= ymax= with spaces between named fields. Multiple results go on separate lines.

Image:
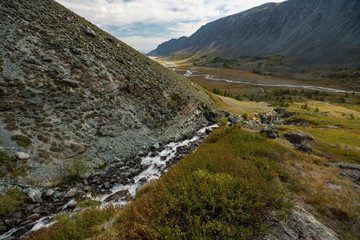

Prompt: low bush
xmin=26 ymin=205 xmax=118 ymax=240
xmin=0 ymin=188 xmax=27 ymax=216
xmin=57 ymin=156 xmax=89 ymax=186
xmin=218 ymin=117 xmax=228 ymax=126
xmin=11 ymin=134 xmax=32 ymax=148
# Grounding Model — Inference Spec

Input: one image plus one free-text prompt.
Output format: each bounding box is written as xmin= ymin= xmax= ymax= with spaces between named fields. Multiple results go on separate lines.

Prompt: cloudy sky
xmin=56 ymin=0 xmax=286 ymax=53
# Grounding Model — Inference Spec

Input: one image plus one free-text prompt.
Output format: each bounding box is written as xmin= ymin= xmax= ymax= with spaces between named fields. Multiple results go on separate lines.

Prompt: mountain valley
xmin=0 ymin=0 xmax=359 ymax=239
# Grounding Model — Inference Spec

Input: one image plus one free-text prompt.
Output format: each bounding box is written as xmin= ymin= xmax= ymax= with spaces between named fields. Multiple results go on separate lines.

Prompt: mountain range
xmin=148 ymin=0 xmax=360 ymax=65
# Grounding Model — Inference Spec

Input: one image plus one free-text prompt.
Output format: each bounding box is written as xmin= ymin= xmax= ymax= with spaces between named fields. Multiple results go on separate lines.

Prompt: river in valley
xmin=150 ymin=57 xmax=359 ymax=94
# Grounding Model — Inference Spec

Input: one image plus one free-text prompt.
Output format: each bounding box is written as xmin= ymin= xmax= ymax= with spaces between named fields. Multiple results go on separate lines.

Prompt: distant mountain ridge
xmin=148 ymin=0 xmax=360 ymax=65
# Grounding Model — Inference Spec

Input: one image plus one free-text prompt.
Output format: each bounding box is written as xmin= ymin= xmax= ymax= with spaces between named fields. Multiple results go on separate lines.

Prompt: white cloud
xmin=55 ymin=0 xmax=286 ymax=52
xmin=118 ymin=36 xmax=170 ymax=53
xmin=56 ymin=0 xmax=285 ymax=27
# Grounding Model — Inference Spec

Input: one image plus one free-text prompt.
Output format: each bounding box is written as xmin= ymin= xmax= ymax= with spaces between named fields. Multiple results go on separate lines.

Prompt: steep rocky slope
xmin=149 ymin=0 xmax=360 ymax=66
xmin=0 ymin=0 xmax=216 ymax=186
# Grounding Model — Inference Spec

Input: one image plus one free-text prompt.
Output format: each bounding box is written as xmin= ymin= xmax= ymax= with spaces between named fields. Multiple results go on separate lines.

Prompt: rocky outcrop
xmin=265 ymin=205 xmax=339 ymax=240
xmin=283 ymin=132 xmax=314 ymax=154
xmin=149 ymin=0 xmax=360 ymax=66
xmin=260 ymin=128 xmax=280 ymax=139
xmin=327 ymin=162 xmax=360 ymax=183
xmin=0 ymin=0 xmax=215 ymax=185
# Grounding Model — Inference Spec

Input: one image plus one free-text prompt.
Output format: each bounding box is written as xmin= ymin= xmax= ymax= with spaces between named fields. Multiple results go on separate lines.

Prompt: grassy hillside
xmin=27 ymin=119 xmax=360 ymax=239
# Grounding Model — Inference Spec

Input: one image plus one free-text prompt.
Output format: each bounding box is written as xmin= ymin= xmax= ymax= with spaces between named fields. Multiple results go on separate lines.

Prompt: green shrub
xmin=58 ymin=156 xmax=89 ymax=186
xmin=27 ymin=205 xmax=117 ymax=240
xmin=0 ymin=188 xmax=26 ymax=216
xmin=242 ymin=112 xmax=249 ymax=120
xmin=0 ymin=151 xmax=11 ymax=163
xmin=170 ymin=93 xmax=179 ymax=102
xmin=11 ymin=135 xmax=32 ymax=148
xmin=218 ymin=117 xmax=228 ymax=126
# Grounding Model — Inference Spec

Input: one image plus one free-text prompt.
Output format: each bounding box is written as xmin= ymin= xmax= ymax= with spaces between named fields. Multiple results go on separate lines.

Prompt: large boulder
xmin=15 ymin=152 xmax=31 ymax=160
xmin=63 ymin=188 xmax=77 ymax=198
xmin=104 ymin=190 xmax=132 ymax=202
xmin=283 ymin=132 xmax=314 ymax=146
xmin=260 ymin=111 xmax=279 ymax=124
xmin=84 ymin=27 xmax=96 ymax=38
xmin=260 ymin=128 xmax=280 ymax=139
xmin=283 ymin=132 xmax=314 ymax=152
xmin=24 ymin=188 xmax=42 ymax=203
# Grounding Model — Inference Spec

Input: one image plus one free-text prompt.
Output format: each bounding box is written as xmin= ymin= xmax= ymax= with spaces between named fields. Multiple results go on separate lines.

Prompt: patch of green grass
xmin=113 ymin=128 xmax=293 ymax=239
xmin=314 ymin=142 xmax=360 ymax=164
xmin=0 ymin=188 xmax=27 ymax=216
xmin=218 ymin=117 xmax=228 ymax=126
xmin=11 ymin=135 xmax=32 ymax=148
xmin=0 ymin=151 xmax=11 ymax=164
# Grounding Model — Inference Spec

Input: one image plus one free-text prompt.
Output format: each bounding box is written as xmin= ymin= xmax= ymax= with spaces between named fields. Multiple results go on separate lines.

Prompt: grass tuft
xmin=11 ymin=134 xmax=32 ymax=148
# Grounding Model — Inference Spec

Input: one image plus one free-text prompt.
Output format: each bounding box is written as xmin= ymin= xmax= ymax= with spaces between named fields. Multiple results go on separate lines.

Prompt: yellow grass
xmin=215 ymin=95 xmax=272 ymax=116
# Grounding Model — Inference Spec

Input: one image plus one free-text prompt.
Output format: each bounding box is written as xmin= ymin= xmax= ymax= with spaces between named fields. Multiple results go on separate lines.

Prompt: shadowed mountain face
xmin=0 ymin=0 xmax=215 ymax=184
xmin=148 ymin=0 xmax=360 ymax=65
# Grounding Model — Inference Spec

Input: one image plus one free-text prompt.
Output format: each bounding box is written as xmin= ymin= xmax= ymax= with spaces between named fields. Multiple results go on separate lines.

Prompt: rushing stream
xmin=1 ymin=124 xmax=218 ymax=240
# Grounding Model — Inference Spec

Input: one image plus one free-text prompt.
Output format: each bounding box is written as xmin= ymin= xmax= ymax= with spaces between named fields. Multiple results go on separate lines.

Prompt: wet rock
xmin=103 ymin=182 xmax=110 ymax=189
xmin=54 ymin=191 xmax=63 ymax=198
xmin=42 ymin=189 xmax=55 ymax=198
xmin=5 ymin=219 xmax=17 ymax=227
xmin=32 ymin=207 xmax=41 ymax=213
xmin=63 ymin=188 xmax=77 ymax=198
xmin=28 ymin=213 xmax=41 ymax=221
xmin=67 ymin=201 xmax=77 ymax=210
xmin=152 ymin=142 xmax=160 ymax=150
xmin=25 ymin=188 xmax=42 ymax=203
xmin=19 ymin=220 xmax=33 ymax=227
xmin=260 ymin=128 xmax=279 ymax=139
xmin=15 ymin=152 xmax=31 ymax=160
xmin=0 ymin=225 xmax=8 ymax=234
xmin=104 ymin=190 xmax=130 ymax=202
xmin=83 ymin=186 xmax=91 ymax=192
xmin=139 ymin=177 xmax=147 ymax=183
xmin=26 ymin=204 xmax=35 ymax=212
